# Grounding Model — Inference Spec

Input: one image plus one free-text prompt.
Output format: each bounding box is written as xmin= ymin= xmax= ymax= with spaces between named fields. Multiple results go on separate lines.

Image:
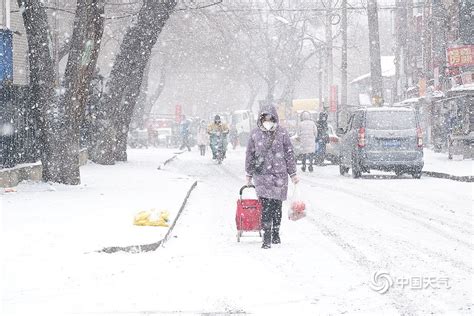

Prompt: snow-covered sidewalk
xmin=2 ymin=148 xmax=195 ymax=253
xmin=423 ymin=149 xmax=473 ymax=178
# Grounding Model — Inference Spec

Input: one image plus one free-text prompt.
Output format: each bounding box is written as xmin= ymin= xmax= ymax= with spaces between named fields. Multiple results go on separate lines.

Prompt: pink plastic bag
xmin=288 ymin=185 xmax=307 ymax=221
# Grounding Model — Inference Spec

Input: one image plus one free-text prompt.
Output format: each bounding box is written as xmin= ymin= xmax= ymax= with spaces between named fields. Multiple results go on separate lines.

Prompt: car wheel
xmin=339 ymin=163 xmax=349 ymax=175
xmin=411 ymin=170 xmax=422 ymax=179
xmin=351 ymin=159 xmax=361 ymax=179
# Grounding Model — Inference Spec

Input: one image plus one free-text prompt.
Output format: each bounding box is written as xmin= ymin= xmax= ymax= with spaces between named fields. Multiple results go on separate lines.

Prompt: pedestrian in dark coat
xmin=179 ymin=115 xmax=191 ymax=151
xmin=245 ymin=106 xmax=299 ymax=249
xmin=315 ymin=112 xmax=329 ymax=165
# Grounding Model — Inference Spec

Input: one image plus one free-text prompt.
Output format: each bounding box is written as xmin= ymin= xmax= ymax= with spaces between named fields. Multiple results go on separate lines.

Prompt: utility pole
xmin=340 ymin=0 xmax=347 ymax=126
xmin=432 ymin=0 xmax=446 ymax=90
xmin=367 ymin=0 xmax=383 ymax=105
xmin=407 ymin=0 xmax=415 ymax=89
xmin=318 ymin=49 xmax=323 ymax=109
xmin=324 ymin=0 xmax=333 ymax=110
xmin=422 ymin=0 xmax=432 ymax=82
xmin=393 ymin=0 xmax=403 ymax=103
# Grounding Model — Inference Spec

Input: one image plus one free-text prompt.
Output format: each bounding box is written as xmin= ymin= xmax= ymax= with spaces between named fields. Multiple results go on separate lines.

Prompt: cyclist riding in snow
xmin=207 ymin=115 xmax=229 ymax=162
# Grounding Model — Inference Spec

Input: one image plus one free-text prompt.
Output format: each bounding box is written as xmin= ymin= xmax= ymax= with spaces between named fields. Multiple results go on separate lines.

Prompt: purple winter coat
xmin=245 ymin=107 xmax=297 ymax=201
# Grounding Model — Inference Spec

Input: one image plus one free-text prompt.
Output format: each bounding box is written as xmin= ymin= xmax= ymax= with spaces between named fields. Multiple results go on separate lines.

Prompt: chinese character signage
xmin=447 ymin=46 xmax=474 ymax=67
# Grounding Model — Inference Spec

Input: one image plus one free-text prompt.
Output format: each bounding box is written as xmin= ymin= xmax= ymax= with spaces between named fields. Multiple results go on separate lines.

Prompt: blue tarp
xmin=0 ymin=29 xmax=13 ymax=83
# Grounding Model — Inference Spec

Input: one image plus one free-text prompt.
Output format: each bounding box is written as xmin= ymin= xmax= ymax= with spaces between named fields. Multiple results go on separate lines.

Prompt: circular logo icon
xmin=369 ymin=271 xmax=393 ymax=294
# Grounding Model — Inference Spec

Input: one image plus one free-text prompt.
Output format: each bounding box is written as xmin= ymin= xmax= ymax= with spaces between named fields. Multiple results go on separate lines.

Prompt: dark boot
xmin=262 ymin=229 xmax=271 ymax=249
xmin=308 ymin=164 xmax=314 ymax=172
xmin=272 ymin=227 xmax=281 ymax=244
xmin=301 ymin=165 xmax=306 ymax=172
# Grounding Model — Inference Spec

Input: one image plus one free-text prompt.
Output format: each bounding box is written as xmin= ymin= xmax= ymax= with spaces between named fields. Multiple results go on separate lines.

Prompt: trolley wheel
xmin=237 ymin=230 xmax=242 ymax=242
xmin=237 ymin=216 xmax=243 ymax=242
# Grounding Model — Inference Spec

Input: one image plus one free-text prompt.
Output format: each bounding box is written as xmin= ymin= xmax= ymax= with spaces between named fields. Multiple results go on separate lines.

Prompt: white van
xmin=231 ymin=110 xmax=255 ymax=146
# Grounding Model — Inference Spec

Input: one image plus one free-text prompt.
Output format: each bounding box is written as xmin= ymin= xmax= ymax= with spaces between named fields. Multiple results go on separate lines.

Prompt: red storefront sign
xmin=175 ymin=104 xmax=182 ymax=123
xmin=447 ymin=46 xmax=474 ymax=67
xmin=329 ymin=85 xmax=338 ymax=113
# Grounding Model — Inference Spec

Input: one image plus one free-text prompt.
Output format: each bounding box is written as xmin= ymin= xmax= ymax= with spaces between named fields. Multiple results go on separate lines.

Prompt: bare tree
xmin=18 ymin=0 xmax=104 ymax=184
xmin=90 ymin=0 xmax=177 ymax=164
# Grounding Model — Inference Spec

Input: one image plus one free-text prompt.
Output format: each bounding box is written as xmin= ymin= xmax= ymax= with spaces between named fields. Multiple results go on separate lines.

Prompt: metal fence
xmin=0 ymin=84 xmax=40 ymax=168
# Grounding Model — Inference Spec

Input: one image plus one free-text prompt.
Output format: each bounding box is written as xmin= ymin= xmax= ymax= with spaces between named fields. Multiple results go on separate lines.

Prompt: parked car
xmin=157 ymin=128 xmax=172 ymax=147
xmin=231 ymin=110 xmax=255 ymax=146
xmin=337 ymin=107 xmax=424 ymax=178
xmin=128 ymin=128 xmax=149 ymax=148
xmin=325 ymin=124 xmax=340 ymax=164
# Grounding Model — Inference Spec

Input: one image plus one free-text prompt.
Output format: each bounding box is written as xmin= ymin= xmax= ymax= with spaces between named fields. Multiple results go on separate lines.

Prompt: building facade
xmin=0 ymin=0 xmax=28 ymax=86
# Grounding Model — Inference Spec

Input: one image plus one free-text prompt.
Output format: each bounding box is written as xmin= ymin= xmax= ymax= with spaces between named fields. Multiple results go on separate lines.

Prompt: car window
xmin=354 ymin=112 xmax=364 ymax=128
xmin=346 ymin=115 xmax=354 ymax=131
xmin=232 ymin=114 xmax=242 ymax=124
xmin=366 ymin=111 xmax=417 ymax=130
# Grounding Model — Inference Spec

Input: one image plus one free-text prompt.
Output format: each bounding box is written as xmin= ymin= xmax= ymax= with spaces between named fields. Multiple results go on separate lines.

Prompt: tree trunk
xmin=132 ymin=57 xmax=167 ymax=129
xmin=91 ymin=0 xmax=177 ymax=164
xmin=145 ymin=66 xmax=167 ymax=117
xmin=19 ymin=0 xmax=104 ymax=184
xmin=247 ymin=84 xmax=258 ymax=111
xmin=115 ymin=70 xmax=145 ymax=161
xmin=59 ymin=0 xmax=104 ymax=183
xmin=131 ymin=59 xmax=151 ymax=129
xmin=18 ymin=0 xmax=60 ymax=182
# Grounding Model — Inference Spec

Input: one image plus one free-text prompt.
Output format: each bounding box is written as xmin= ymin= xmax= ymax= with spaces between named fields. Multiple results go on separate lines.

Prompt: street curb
xmin=157 ymin=150 xmax=186 ymax=170
xmin=422 ymin=171 xmax=473 ymax=183
xmin=157 ymin=155 xmax=177 ymax=170
xmin=97 ymin=180 xmax=198 ymax=254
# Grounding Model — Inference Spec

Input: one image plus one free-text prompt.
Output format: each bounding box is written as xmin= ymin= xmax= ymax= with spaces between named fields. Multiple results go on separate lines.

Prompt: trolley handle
xmin=239 ymin=185 xmax=256 ymax=198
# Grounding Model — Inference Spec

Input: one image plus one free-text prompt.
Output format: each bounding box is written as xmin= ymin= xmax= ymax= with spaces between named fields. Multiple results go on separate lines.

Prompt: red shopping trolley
xmin=236 ymin=185 xmax=262 ymax=242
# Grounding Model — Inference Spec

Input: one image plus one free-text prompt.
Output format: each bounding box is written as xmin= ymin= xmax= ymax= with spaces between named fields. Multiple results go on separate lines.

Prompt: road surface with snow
xmin=2 ymin=148 xmax=472 ymax=315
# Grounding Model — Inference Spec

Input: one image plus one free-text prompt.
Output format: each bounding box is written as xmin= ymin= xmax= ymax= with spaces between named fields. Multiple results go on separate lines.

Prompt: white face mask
xmin=263 ymin=121 xmax=275 ymax=130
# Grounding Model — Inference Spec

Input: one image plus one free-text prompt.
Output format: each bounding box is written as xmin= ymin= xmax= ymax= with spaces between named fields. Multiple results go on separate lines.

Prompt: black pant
xmin=180 ymin=135 xmax=191 ymax=151
xmin=199 ymin=145 xmax=206 ymax=156
xmin=260 ymin=198 xmax=282 ymax=231
xmin=302 ymin=153 xmax=313 ymax=168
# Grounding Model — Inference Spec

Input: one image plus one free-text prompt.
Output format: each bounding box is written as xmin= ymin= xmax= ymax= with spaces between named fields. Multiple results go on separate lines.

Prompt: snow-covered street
xmin=2 ymin=148 xmax=472 ymax=315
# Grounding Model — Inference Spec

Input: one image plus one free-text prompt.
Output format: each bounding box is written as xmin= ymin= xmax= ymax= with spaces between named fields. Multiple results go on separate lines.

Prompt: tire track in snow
xmin=302 ymin=176 xmax=474 ymax=251
xmin=334 ymin=175 xmax=473 ymax=234
xmin=219 ymin=163 xmax=470 ymax=273
xmin=302 ymin=214 xmax=420 ymax=315
xmin=305 ymin=205 xmax=472 ymax=274
xmin=215 ymin=162 xmax=419 ymax=315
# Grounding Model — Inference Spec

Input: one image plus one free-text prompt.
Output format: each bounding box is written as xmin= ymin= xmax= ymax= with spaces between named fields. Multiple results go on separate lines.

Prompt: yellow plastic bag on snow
xmin=133 ymin=209 xmax=170 ymax=227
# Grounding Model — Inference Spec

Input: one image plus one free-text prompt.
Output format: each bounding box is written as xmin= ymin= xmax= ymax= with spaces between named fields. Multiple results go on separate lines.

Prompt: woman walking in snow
xmin=298 ymin=111 xmax=318 ymax=172
xmin=197 ymin=120 xmax=209 ymax=156
xmin=245 ymin=106 xmax=298 ymax=249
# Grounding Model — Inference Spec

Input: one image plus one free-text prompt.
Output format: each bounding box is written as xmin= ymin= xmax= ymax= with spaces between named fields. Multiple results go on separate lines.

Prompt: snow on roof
xmin=365 ymin=106 xmax=414 ymax=112
xmin=431 ymin=90 xmax=445 ymax=98
xmin=449 ymin=83 xmax=474 ymax=92
xmin=400 ymin=97 xmax=422 ymax=104
xmin=350 ymin=56 xmax=396 ymax=84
